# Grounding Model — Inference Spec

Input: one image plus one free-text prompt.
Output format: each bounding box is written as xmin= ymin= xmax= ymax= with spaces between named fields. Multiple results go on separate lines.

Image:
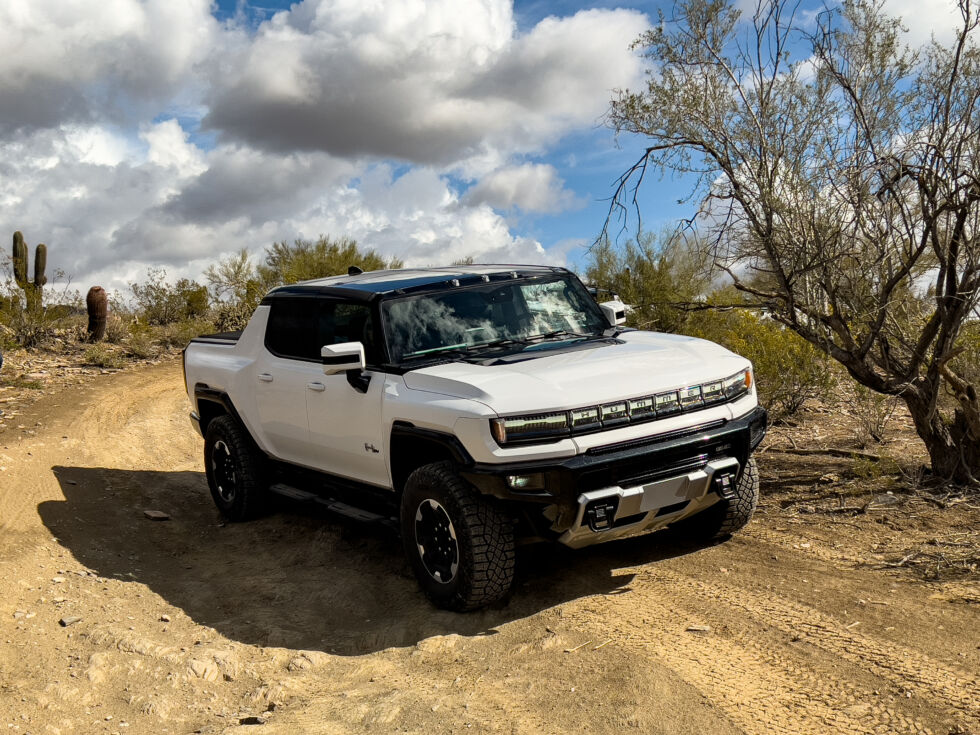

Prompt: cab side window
xmin=329 ymin=303 xmax=379 ymax=364
xmin=265 ymin=299 xmax=319 ymax=360
xmin=265 ymin=298 xmax=378 ymax=364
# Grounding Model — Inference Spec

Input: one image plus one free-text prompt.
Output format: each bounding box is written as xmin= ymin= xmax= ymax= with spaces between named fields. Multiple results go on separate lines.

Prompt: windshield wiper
xmin=401 ymin=337 xmax=533 ymax=363
xmin=401 ymin=343 xmax=473 ymax=360
xmin=475 ymin=337 xmax=531 ymax=349
xmin=527 ymin=329 xmax=598 ymax=342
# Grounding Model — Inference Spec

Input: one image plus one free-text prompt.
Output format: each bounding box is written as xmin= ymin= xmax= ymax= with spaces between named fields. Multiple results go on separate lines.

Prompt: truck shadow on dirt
xmin=42 ymin=465 xmax=709 ymax=656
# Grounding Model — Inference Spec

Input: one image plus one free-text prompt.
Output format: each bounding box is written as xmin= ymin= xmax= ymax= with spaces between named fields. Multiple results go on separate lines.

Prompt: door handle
xmin=307 ymin=381 xmax=326 ymax=392
xmin=257 ymin=373 xmax=274 ymax=383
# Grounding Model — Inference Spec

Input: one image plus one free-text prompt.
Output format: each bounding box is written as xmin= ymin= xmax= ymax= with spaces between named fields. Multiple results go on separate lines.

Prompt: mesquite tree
xmin=608 ymin=0 xmax=980 ymax=484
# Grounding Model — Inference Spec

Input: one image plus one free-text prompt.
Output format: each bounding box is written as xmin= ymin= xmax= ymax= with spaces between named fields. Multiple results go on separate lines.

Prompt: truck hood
xmin=402 ymin=331 xmax=751 ymax=415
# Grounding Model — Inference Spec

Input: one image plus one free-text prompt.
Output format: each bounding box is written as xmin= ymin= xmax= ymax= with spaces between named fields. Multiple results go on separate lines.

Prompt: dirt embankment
xmin=0 ymin=359 xmax=977 ymax=735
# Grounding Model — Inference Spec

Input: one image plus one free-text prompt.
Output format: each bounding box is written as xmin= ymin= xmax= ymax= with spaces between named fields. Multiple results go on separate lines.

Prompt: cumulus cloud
xmin=0 ymin=1 xmax=644 ymax=291
xmin=0 ymin=124 xmax=552 ymax=293
xmin=882 ymin=0 xmax=962 ymax=46
xmin=203 ymin=0 xmax=647 ymax=164
xmin=464 ymin=163 xmax=582 ymax=213
xmin=0 ymin=0 xmax=216 ymax=133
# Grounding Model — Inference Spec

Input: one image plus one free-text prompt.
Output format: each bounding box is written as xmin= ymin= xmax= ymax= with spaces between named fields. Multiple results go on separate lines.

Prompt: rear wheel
xmin=671 ymin=457 xmax=759 ymax=542
xmin=401 ymin=462 xmax=515 ymax=611
xmin=203 ymin=415 xmax=268 ymax=521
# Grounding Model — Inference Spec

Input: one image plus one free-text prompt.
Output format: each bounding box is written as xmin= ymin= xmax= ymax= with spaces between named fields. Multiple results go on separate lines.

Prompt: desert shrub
xmin=83 ymin=343 xmax=125 ymax=368
xmin=686 ymin=309 xmax=835 ymax=421
xmin=851 ymin=383 xmax=900 ymax=446
xmin=4 ymin=307 xmax=56 ymax=349
xmin=131 ymin=269 xmax=209 ymax=326
xmin=212 ymin=299 xmax=257 ymax=332
xmin=951 ymin=320 xmax=980 ymax=387
xmin=104 ymin=314 xmax=129 ymax=344
xmin=0 ymin=374 xmax=43 ymax=390
xmin=585 ymin=232 xmax=712 ymax=334
xmin=258 ymin=236 xmax=402 ymax=289
xmin=124 ymin=329 xmax=157 ymax=359
xmin=0 ymin=323 xmax=16 ymax=352
xmin=157 ymin=317 xmax=215 ymax=349
xmin=205 ymin=238 xmax=400 ymax=332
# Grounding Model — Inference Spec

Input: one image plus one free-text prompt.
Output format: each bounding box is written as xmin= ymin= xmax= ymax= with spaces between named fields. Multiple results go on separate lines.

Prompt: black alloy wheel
xmin=414 ymin=498 xmax=460 ymax=584
xmin=400 ymin=462 xmax=515 ymax=611
xmin=203 ymin=415 xmax=268 ymax=521
xmin=210 ymin=439 xmax=238 ymax=504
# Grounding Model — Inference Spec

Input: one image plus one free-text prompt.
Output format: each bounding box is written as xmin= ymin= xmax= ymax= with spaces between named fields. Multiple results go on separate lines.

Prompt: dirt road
xmin=0 ymin=360 xmax=977 ymax=734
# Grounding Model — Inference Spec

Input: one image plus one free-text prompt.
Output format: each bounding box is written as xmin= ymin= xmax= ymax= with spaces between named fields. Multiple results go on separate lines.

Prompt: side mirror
xmin=321 ymin=342 xmax=366 ymax=375
xmin=599 ymin=299 xmax=627 ymax=327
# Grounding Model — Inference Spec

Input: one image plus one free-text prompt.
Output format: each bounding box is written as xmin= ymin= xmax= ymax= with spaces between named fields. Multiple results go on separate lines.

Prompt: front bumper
xmin=461 ymin=406 xmax=767 ymax=546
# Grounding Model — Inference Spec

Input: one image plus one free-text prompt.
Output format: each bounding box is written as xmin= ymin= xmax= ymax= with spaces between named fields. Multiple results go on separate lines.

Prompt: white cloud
xmin=142 ymin=120 xmax=208 ymax=178
xmin=0 ymin=125 xmax=556 ymax=294
xmin=0 ymin=1 xmax=639 ymax=292
xmin=0 ymin=0 xmax=216 ymax=132
xmin=204 ymin=1 xmax=647 ymax=164
xmin=464 ymin=163 xmax=582 ymax=213
xmin=882 ymin=0 xmax=961 ymax=46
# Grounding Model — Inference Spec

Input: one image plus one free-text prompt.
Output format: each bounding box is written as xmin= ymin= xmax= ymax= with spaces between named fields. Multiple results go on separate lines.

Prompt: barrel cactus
xmin=86 ymin=286 xmax=108 ymax=342
xmin=11 ymin=231 xmax=47 ymax=313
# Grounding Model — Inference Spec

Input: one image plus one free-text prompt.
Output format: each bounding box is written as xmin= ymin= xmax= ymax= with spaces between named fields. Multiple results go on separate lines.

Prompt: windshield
xmin=382 ymin=275 xmax=609 ymax=363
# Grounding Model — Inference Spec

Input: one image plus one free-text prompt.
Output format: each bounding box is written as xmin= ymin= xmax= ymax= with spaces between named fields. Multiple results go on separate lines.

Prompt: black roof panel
xmin=263 ymin=264 xmax=568 ymax=301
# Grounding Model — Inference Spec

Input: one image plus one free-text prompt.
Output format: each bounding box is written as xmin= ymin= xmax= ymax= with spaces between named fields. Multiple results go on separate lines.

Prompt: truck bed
xmin=189 ymin=331 xmax=242 ymax=344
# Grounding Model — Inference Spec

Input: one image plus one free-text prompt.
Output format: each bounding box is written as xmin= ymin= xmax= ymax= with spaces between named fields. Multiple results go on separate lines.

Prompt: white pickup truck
xmin=182 ymin=265 xmax=767 ymax=610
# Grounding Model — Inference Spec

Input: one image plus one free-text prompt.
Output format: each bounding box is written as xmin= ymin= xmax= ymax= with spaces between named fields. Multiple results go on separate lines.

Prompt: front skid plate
xmin=557 ymin=457 xmax=739 ymax=549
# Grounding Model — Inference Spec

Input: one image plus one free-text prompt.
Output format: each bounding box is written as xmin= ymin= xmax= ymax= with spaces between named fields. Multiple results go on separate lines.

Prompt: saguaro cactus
xmin=11 ymin=231 xmax=47 ymax=313
xmin=86 ymin=286 xmax=108 ymax=342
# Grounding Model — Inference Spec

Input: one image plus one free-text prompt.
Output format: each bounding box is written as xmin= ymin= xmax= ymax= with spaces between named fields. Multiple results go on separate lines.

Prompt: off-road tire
xmin=672 ymin=457 xmax=759 ymax=543
xmin=203 ymin=415 xmax=268 ymax=521
xmin=401 ymin=462 xmax=515 ymax=611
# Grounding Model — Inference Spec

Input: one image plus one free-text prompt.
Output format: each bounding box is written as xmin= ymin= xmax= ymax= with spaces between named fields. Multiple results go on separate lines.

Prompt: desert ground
xmin=0 ymin=356 xmax=977 ymax=734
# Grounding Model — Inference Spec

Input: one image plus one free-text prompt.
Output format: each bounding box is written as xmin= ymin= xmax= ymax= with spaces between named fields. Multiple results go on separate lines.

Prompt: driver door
xmin=305 ymin=301 xmax=388 ymax=488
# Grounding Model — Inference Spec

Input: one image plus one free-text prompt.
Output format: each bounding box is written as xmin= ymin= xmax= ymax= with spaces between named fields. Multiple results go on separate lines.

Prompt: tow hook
xmin=585 ymin=498 xmax=619 ymax=531
xmin=713 ymin=471 xmax=737 ymax=500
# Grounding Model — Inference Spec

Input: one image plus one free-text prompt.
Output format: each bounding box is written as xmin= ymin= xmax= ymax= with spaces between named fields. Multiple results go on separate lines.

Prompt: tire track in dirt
xmin=0 ymin=362 xmax=196 ymax=548
xmin=654 ymin=567 xmax=980 ymax=727
xmin=565 ymin=559 xmax=977 ymax=734
xmin=741 ymin=524 xmax=873 ymax=567
xmin=563 ymin=583 xmax=902 ymax=735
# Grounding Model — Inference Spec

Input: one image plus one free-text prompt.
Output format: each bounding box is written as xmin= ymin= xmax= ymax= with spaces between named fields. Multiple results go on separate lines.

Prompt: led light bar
xmin=490 ymin=368 xmax=752 ymax=445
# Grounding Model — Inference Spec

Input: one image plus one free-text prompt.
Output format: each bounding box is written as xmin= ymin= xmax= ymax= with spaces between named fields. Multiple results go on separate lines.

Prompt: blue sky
xmin=0 ymin=0 xmax=956 ymax=292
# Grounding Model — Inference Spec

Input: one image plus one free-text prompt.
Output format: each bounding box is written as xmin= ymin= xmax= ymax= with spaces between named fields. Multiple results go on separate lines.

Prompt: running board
xmin=269 ymin=483 xmax=394 ymax=525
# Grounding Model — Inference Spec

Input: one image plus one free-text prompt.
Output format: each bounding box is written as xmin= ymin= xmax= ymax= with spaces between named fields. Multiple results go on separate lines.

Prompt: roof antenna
xmin=348 ymin=265 xmax=363 ymax=276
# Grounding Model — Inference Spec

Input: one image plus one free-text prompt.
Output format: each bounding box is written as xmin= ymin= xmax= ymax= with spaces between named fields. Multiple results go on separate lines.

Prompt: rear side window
xmin=265 ymin=298 xmax=378 ymax=363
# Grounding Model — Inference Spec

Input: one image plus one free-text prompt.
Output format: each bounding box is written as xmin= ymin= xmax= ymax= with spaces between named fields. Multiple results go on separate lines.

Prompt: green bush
xmin=83 ymin=343 xmax=125 ymax=368
xmin=104 ymin=314 xmax=129 ymax=344
xmin=211 ymin=299 xmax=257 ymax=332
xmin=951 ymin=320 xmax=980 ymax=387
xmin=258 ymin=236 xmax=402 ymax=288
xmin=205 ymin=238 xmax=402 ymax=332
xmin=686 ymin=310 xmax=835 ymax=421
xmin=123 ymin=329 xmax=157 ymax=359
xmin=157 ymin=317 xmax=215 ymax=349
xmin=585 ymin=233 xmax=711 ymax=334
xmin=131 ymin=269 xmax=209 ymax=326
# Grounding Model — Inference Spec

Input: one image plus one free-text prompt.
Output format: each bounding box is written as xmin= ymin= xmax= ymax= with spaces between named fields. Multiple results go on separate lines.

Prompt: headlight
xmin=722 ymin=368 xmax=752 ymax=399
xmin=490 ymin=412 xmax=569 ymax=444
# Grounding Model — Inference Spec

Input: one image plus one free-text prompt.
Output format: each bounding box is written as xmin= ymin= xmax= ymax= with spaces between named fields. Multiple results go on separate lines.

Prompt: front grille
xmin=585 ymin=419 xmax=726 ymax=456
xmin=577 ymin=438 xmax=732 ymax=492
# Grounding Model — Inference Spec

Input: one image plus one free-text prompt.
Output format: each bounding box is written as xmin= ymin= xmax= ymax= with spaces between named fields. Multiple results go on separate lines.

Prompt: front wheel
xmin=401 ymin=462 xmax=515 ymax=611
xmin=203 ymin=415 xmax=268 ymax=521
